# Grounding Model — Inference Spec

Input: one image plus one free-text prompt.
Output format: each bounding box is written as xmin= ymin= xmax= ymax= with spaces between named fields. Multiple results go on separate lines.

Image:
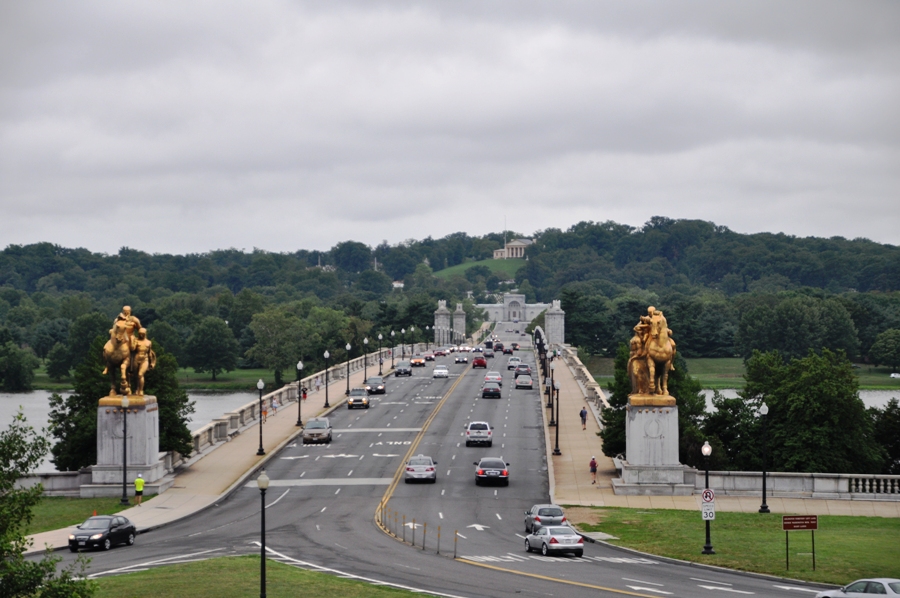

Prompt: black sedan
xmin=474 ymin=457 xmax=510 ymax=486
xmin=69 ymin=515 xmax=136 ymax=552
xmin=482 ymin=381 xmax=502 ymax=398
xmin=365 ymin=376 xmax=386 ymax=394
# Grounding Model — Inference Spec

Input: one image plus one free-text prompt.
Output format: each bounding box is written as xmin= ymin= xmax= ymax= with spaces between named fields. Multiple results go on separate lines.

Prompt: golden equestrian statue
xmin=627 ymin=306 xmax=677 ymax=397
xmin=102 ymin=306 xmax=155 ymax=396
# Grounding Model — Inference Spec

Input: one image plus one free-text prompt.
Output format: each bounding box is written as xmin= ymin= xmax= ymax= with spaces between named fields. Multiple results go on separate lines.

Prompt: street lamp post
xmin=425 ymin=326 xmax=430 ymax=351
xmin=363 ymin=337 xmax=369 ymax=382
xmin=256 ymin=379 xmax=266 ymax=456
xmin=323 ymin=351 xmax=331 ymax=408
xmin=257 ymin=470 xmax=269 ymax=598
xmin=410 ymin=325 xmax=415 ymax=354
xmin=295 ymin=361 xmax=303 ymax=427
xmin=553 ymin=380 xmax=562 ymax=456
xmin=401 ymin=328 xmax=406 ymax=359
xmin=701 ymin=441 xmax=715 ymax=554
xmin=548 ymin=362 xmax=556 ymax=414
xmin=378 ymin=333 xmax=383 ymax=375
xmin=345 ymin=343 xmax=352 ymax=396
xmin=390 ymin=331 xmax=395 ymax=368
xmin=120 ymin=396 xmax=130 ymax=506
xmin=759 ymin=403 xmax=770 ymax=514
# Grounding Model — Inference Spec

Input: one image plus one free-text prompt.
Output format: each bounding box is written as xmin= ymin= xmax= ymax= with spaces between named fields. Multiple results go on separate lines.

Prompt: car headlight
xmin=90 ymin=533 xmax=104 ymax=540
xmin=69 ymin=534 xmax=75 ymax=540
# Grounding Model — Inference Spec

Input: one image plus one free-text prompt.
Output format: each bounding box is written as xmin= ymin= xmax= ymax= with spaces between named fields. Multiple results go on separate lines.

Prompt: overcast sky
xmin=1 ymin=1 xmax=898 ymax=256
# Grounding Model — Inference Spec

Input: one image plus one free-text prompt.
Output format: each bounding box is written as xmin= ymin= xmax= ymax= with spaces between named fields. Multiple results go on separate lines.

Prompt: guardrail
xmin=695 ymin=470 xmax=900 ymax=500
xmin=559 ymin=345 xmax=609 ymax=409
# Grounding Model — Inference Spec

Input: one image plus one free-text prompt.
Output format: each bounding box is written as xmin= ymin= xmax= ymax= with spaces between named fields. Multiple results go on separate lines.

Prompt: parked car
xmin=404 ymin=454 xmax=437 ymax=483
xmin=891 ymin=373 xmax=900 ymax=379
xmin=482 ymin=381 xmax=502 ymax=398
xmin=302 ymin=417 xmax=332 ymax=444
xmin=507 ymin=356 xmax=522 ymax=370
xmin=365 ymin=376 xmax=385 ymax=394
xmin=465 ymin=421 xmax=493 ymax=446
xmin=524 ymin=504 xmax=567 ymax=533
xmin=69 ymin=515 xmax=136 ymax=552
xmin=515 ymin=375 xmax=533 ymax=389
xmin=473 ymin=356 xmax=487 ymax=368
xmin=484 ymin=371 xmax=503 ymax=386
xmin=524 ymin=526 xmax=583 ymax=557
xmin=454 ymin=354 xmax=469 ymax=364
xmin=411 ymin=355 xmax=426 ymax=367
xmin=395 ymin=360 xmax=412 ymax=376
xmin=347 ymin=387 xmax=370 ymax=409
xmin=474 ymin=457 xmax=509 ymax=486
xmin=816 ymin=579 xmax=900 ymax=597
xmin=514 ymin=364 xmax=532 ymax=378
xmin=433 ymin=365 xmax=449 ymax=378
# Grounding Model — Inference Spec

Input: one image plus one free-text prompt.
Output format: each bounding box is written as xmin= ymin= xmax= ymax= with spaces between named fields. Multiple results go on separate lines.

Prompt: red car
xmin=473 ymin=356 xmax=487 ymax=368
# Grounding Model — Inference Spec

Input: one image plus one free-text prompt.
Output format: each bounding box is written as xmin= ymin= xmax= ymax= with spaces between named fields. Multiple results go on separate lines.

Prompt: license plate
xmin=488 ymin=471 xmax=499 ymax=476
xmin=79 ymin=541 xmax=85 ymax=545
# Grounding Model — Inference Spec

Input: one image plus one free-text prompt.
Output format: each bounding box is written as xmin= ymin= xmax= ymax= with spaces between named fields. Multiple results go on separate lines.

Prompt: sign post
xmin=782 ymin=515 xmax=817 ymax=571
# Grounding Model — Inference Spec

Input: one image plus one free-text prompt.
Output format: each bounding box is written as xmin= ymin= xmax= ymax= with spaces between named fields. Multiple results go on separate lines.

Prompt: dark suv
xmin=514 ymin=364 xmax=532 ymax=378
xmin=395 ymin=360 xmax=412 ymax=376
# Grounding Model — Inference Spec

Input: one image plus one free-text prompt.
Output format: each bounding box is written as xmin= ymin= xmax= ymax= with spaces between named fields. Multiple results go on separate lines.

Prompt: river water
xmin=701 ymin=389 xmax=898 ymax=412
xmin=1 ymin=391 xmax=257 ymax=473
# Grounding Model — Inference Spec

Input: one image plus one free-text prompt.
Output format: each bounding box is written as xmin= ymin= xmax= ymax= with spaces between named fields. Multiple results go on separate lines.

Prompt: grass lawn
xmin=28 ymin=497 xmax=131 ymax=535
xmin=571 ymin=507 xmax=900 ymax=585
xmin=433 ymin=258 xmax=525 ymax=280
xmin=94 ymin=555 xmax=417 ymax=598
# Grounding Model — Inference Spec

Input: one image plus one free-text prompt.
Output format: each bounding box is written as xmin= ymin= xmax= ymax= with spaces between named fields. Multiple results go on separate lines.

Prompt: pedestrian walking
xmin=271 ymin=398 xmax=279 ymax=415
xmin=262 ymin=402 xmax=268 ymax=423
xmin=580 ymin=407 xmax=588 ymax=430
xmin=134 ymin=474 xmax=144 ymax=506
xmin=589 ymin=456 xmax=598 ymax=484
xmin=301 ymin=386 xmax=308 ymax=400
xmin=315 ymin=378 xmax=321 ymax=393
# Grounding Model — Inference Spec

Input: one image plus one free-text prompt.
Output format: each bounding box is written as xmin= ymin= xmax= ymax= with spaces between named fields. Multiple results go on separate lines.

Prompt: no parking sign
xmin=701 ymin=489 xmax=715 ymax=520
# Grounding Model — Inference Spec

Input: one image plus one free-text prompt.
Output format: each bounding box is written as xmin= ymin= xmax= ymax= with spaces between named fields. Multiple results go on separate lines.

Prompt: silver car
xmin=524 ymin=504 xmax=566 ymax=533
xmin=816 ymin=579 xmax=900 ymax=597
xmin=524 ymin=525 xmax=584 ymax=557
xmin=465 ymin=421 xmax=493 ymax=447
xmin=433 ymin=365 xmax=449 ymax=378
xmin=301 ymin=417 xmax=332 ymax=444
xmin=404 ymin=454 xmax=437 ymax=483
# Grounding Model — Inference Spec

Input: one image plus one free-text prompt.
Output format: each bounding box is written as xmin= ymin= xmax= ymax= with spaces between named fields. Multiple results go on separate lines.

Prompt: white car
xmin=433 ymin=365 xmax=449 ymax=378
xmin=507 ymin=356 xmax=522 ymax=370
xmin=816 ymin=579 xmax=900 ymax=597
xmin=484 ymin=371 xmax=503 ymax=386
xmin=890 ymin=373 xmax=900 ymax=379
xmin=465 ymin=421 xmax=493 ymax=446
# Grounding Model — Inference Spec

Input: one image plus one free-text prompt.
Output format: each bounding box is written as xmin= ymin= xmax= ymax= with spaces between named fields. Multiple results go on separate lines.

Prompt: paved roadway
xmin=45 ymin=329 xmax=827 ymax=597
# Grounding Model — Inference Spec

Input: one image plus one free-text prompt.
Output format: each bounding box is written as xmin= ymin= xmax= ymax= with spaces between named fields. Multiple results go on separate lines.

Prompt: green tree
xmin=144 ymin=345 xmax=194 ymax=457
xmin=356 ymin=269 xmax=392 ymax=296
xmin=146 ymin=320 xmax=187 ymax=365
xmin=871 ymin=399 xmax=900 ymax=474
xmin=45 ymin=342 xmax=70 ymax=381
xmin=66 ymin=312 xmax=110 ymax=369
xmin=0 ymin=341 xmax=40 ymax=392
xmin=743 ymin=349 xmax=885 ymax=473
xmin=1 ymin=411 xmax=96 ymax=597
xmin=869 ymin=328 xmax=900 ymax=370
xmin=246 ymin=308 xmax=312 ymax=386
xmin=184 ymin=317 xmax=239 ymax=381
xmin=331 ymin=240 xmax=372 ymax=272
xmin=30 ymin=318 xmax=70 ymax=360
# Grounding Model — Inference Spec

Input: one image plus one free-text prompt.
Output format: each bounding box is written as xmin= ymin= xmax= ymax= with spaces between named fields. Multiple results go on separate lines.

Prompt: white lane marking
xmin=87 ymin=548 xmax=224 ymax=578
xmin=321 ymin=506 xmax=327 ymax=512
xmin=456 ymin=533 xmax=467 ymax=539
xmin=335 ymin=488 xmax=341 ymax=495
xmin=452 ymin=455 xmax=456 ymax=460
xmin=281 ymin=456 xmax=309 ymax=460
xmin=692 ymin=579 xmax=732 ymax=586
xmin=494 ymin=490 xmax=498 ymax=496
xmin=358 ymin=455 xmax=364 ymax=460
xmin=315 ymin=456 xmax=320 ymax=461
xmin=627 ymin=587 xmax=672 ymax=595
xmin=772 ymin=586 xmax=819 ymax=593
xmin=439 ymin=512 xmax=444 ymax=519
xmin=624 ymin=578 xmax=665 ymax=586
xmin=467 ymin=524 xmax=489 ymax=531
xmin=316 ymin=524 xmax=320 ymax=531
xmin=253 ymin=545 xmax=468 ymax=598
xmin=265 ymin=489 xmax=290 ymax=509
xmin=502 ymin=444 xmax=505 ymax=448
xmin=447 ymin=470 xmax=451 ymax=476
xmin=697 ymin=587 xmax=754 ymax=594
xmin=321 ymin=454 xmax=359 ymax=459
xmin=347 ymin=470 xmax=353 ymax=476
xmin=299 ymin=471 xmax=305 ymax=477
xmin=373 ymin=453 xmax=400 ymax=457
xmin=441 ymin=489 xmax=445 ymax=496
xmin=456 ymin=442 xmax=460 ymax=447
xmin=515 ymin=533 xmax=525 ymax=539
xmin=369 ymin=443 xmax=374 ymax=447
xmin=496 ymin=513 xmax=502 ymax=520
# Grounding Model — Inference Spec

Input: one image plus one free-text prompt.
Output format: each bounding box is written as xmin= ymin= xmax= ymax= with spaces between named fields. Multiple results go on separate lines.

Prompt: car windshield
xmin=306 ymin=421 xmax=328 ymax=429
xmin=367 ymin=377 xmax=383 ymax=384
xmin=436 ymin=366 xmax=448 ymax=370
xmin=548 ymin=527 xmax=572 ymax=535
xmin=80 ymin=518 xmax=112 ymax=530
xmin=539 ymin=508 xmax=564 ymax=516
xmin=398 ymin=361 xmax=410 ymax=367
xmin=409 ymin=458 xmax=432 ymax=466
xmin=480 ymin=460 xmax=506 ymax=469
xmin=350 ymin=389 xmax=367 ymax=395
xmin=470 ymin=423 xmax=488 ymax=430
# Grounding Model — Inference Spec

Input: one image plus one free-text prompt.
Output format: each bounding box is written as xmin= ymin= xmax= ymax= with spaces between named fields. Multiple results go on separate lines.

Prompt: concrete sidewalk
xmin=26 ymin=362 xmax=380 ymax=554
xmin=543 ymin=351 xmax=900 ymax=517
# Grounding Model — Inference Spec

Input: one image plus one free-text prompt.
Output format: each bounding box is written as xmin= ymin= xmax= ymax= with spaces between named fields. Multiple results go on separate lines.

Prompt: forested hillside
xmin=1 ymin=217 xmax=899 ymax=391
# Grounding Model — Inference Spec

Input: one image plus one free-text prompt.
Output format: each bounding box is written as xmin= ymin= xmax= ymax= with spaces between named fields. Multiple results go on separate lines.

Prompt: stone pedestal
xmin=612 ymin=394 xmax=694 ymax=495
xmin=90 ymin=395 xmax=165 ymax=485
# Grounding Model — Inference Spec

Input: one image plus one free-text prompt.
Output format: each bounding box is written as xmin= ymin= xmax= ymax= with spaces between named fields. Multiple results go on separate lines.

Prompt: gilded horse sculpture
xmin=628 ymin=306 xmax=676 ymax=396
xmin=102 ymin=306 xmax=154 ymax=396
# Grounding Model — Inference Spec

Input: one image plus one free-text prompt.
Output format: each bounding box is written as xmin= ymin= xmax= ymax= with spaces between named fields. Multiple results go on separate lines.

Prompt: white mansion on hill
xmin=493 ymin=238 xmax=532 ymax=260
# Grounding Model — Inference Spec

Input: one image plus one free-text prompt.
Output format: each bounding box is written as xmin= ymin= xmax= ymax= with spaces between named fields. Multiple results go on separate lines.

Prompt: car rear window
xmin=548 ymin=527 xmax=573 ymax=535
xmin=409 ymin=458 xmax=431 ymax=465
xmin=470 ymin=423 xmax=488 ymax=430
xmin=539 ymin=508 xmax=563 ymax=516
xmin=480 ymin=460 xmax=506 ymax=468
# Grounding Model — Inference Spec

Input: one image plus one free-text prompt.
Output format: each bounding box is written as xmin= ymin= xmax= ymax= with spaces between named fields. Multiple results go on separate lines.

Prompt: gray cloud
xmin=1 ymin=0 xmax=898 ymax=255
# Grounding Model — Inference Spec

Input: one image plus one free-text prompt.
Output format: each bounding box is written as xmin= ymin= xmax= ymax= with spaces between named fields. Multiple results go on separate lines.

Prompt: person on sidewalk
xmin=271 ymin=398 xmax=279 ymax=415
xmin=134 ymin=474 xmax=144 ymax=506
xmin=580 ymin=407 xmax=588 ymax=430
xmin=262 ymin=403 xmax=268 ymax=423
xmin=315 ymin=378 xmax=321 ymax=393
xmin=589 ymin=456 xmax=598 ymax=485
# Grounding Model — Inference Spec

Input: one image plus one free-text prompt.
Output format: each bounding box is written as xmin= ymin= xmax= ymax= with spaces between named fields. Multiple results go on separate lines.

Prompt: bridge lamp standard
xmin=363 ymin=337 xmax=369 ymax=381
xmin=401 ymin=328 xmax=406 ymax=359
xmin=701 ymin=441 xmax=715 ymax=555
xmin=759 ymin=403 xmax=770 ymax=514
xmin=548 ymin=362 xmax=557 ymax=422
xmin=390 ymin=331 xmax=395 ymax=368
xmin=256 ymin=379 xmax=266 ymax=456
xmin=425 ymin=326 xmax=430 ymax=351
xmin=378 ymin=333 xmax=383 ymax=375
xmin=295 ymin=361 xmax=303 ymax=427
xmin=345 ymin=343 xmax=352 ymax=396
xmin=323 ymin=351 xmax=331 ymax=408
xmin=257 ymin=469 xmax=269 ymax=598
xmin=410 ymin=325 xmax=416 ymax=354
xmin=552 ymin=380 xmax=562 ymax=456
